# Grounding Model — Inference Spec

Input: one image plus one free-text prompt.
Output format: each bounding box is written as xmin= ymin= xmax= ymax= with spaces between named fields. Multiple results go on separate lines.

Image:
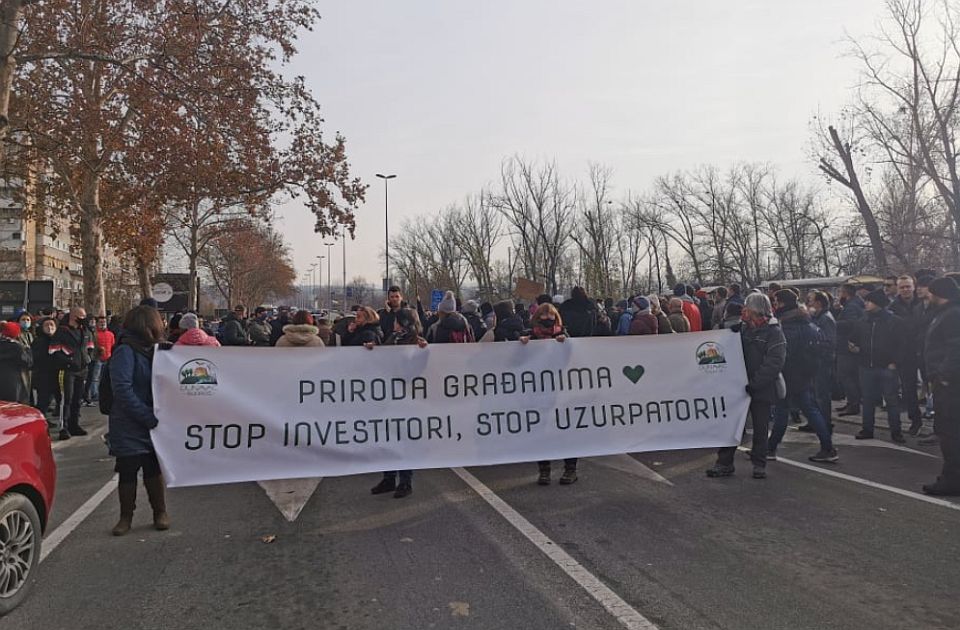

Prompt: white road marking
xmin=40 ymin=475 xmax=118 ymax=563
xmin=452 ymin=467 xmax=659 ymax=630
xmin=773 ymin=456 xmax=960 ymax=513
xmin=590 ymin=454 xmax=674 ymax=485
xmin=778 ymin=428 xmax=937 ymax=458
xmin=258 ymin=478 xmax=323 ymax=521
xmin=51 ymin=423 xmax=108 ymax=451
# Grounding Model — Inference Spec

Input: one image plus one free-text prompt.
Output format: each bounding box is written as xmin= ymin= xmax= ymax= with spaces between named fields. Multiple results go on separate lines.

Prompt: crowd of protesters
xmin=2 ymin=269 xmax=959 ymax=536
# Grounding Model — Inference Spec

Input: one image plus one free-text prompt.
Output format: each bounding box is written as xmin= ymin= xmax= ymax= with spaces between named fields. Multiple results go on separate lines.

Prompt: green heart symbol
xmin=622 ymin=365 xmax=645 ymax=384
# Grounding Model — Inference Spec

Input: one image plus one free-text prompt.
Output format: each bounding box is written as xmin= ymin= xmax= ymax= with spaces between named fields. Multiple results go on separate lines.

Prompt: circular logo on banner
xmin=152 ymin=282 xmax=174 ymax=303
xmin=696 ymin=341 xmax=727 ymax=373
xmin=179 ymin=359 xmax=218 ymax=396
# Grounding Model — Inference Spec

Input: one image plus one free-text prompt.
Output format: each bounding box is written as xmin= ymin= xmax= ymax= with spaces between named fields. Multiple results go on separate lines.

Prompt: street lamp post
xmin=376 ymin=173 xmax=397 ymax=292
xmin=309 ymin=264 xmax=318 ymax=310
xmin=324 ymin=242 xmax=334 ymax=309
xmin=342 ymin=235 xmax=347 ymax=307
xmin=316 ymin=255 xmax=325 ymax=310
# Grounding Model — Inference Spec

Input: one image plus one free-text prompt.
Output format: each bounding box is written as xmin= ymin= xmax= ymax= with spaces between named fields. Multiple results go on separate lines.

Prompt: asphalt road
xmin=4 ymin=408 xmax=959 ymax=630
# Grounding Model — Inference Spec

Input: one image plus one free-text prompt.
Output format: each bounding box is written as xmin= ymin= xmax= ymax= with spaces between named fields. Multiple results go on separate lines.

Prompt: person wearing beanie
xmin=139 ymin=297 xmax=159 ymax=309
xmin=921 ymin=276 xmax=960 ymax=495
xmin=766 ymin=290 xmax=838 ymax=464
xmin=536 ymin=293 xmax=553 ymax=306
xmin=426 ymin=291 xmax=474 ymax=343
xmin=175 ymin=313 xmax=221 ymax=347
xmin=615 ymin=299 xmax=635 ymax=336
xmin=720 ymin=301 xmax=743 ymax=330
xmin=493 ymin=300 xmax=526 ymax=342
xmin=461 ymin=300 xmax=487 ymax=342
xmin=849 ymin=287 xmax=908 ymax=442
xmin=628 ymin=296 xmax=658 ymax=335
xmin=0 ymin=320 xmax=33 ymax=403
xmin=559 ymin=286 xmax=597 ymax=338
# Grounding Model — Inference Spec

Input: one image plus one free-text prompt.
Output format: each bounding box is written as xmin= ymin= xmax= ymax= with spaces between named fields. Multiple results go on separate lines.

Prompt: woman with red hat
xmin=0 ymin=320 xmax=33 ymax=403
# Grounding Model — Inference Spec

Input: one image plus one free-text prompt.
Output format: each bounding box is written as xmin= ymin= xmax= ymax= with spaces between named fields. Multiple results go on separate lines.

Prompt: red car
xmin=0 ymin=401 xmax=56 ymax=616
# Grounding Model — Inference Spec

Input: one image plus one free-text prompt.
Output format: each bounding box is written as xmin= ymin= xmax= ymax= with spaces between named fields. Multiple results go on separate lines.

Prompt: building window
xmin=10 ymin=231 xmax=20 ymax=240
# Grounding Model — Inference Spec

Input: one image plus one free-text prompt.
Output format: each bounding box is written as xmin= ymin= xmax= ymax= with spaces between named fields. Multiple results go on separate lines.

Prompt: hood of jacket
xmin=281 ymin=324 xmax=321 ymax=346
xmin=439 ymin=313 xmax=468 ymax=332
xmin=176 ymin=328 xmax=218 ymax=346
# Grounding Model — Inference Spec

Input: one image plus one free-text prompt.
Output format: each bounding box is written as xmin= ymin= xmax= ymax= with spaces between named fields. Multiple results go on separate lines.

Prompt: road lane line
xmin=775 ymin=456 xmax=960 ymax=512
xmin=40 ymin=475 xmax=117 ymax=563
xmin=452 ymin=467 xmax=659 ymax=630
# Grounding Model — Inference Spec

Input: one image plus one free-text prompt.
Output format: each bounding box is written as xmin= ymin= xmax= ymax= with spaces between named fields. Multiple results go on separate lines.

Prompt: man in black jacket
xmin=221 ymin=305 xmax=251 ymax=346
xmin=850 ymin=290 xmax=907 ymax=442
xmin=378 ymin=286 xmax=405 ymax=339
xmin=890 ymin=275 xmax=924 ymax=434
xmin=920 ymin=278 xmax=960 ymax=495
xmin=707 ymin=293 xmax=786 ymax=479
xmin=802 ymin=290 xmax=837 ymax=432
xmin=835 ymin=284 xmax=865 ymax=416
xmin=53 ymin=307 xmax=95 ymax=436
xmin=559 ymin=287 xmax=597 ymax=338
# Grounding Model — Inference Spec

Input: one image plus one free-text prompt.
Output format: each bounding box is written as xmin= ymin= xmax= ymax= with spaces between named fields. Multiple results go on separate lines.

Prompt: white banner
xmin=151 ymin=332 xmax=750 ymax=487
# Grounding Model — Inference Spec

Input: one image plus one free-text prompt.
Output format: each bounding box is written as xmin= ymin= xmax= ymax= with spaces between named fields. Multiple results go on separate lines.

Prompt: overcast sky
xmin=275 ymin=0 xmax=885 ymax=291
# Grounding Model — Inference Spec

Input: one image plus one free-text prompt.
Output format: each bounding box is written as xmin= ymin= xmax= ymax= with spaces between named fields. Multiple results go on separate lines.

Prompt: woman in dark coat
xmin=31 ymin=318 xmax=60 ymax=417
xmin=0 ymin=321 xmax=32 ymax=403
xmin=109 ymin=306 xmax=170 ymax=536
xmin=346 ymin=307 xmax=384 ymax=348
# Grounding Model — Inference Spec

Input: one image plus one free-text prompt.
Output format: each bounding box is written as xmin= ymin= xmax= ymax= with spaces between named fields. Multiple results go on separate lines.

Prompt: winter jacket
xmin=494 ymin=316 xmax=526 ymax=342
xmin=655 ymin=312 xmax=673 ymax=334
xmin=559 ymin=297 xmax=597 ymax=338
xmin=835 ymin=296 xmax=865 ymax=355
xmin=711 ymin=300 xmax=728 ymax=330
xmin=175 ymin=328 xmax=222 ymax=347
xmin=777 ymin=308 xmax=820 ymax=394
xmin=31 ymin=330 xmax=57 ymax=380
xmin=248 ymin=318 xmax=272 ymax=347
xmin=720 ymin=317 xmax=742 ymax=331
xmin=923 ymin=301 xmax=960 ymax=384
xmin=593 ymin=312 xmax=613 ymax=336
xmin=269 ymin=315 xmax=290 ymax=346
xmin=728 ymin=293 xmax=745 ymax=306
xmin=379 ymin=307 xmax=402 ymax=340
xmin=530 ymin=324 xmax=567 ymax=340
xmin=108 ymin=339 xmax=158 ymax=458
xmin=385 ymin=331 xmax=425 ymax=346
xmin=51 ymin=323 xmax=95 ymax=374
xmin=0 ymin=337 xmax=32 ymax=403
xmin=347 ymin=322 xmax=383 ymax=346
xmin=698 ymin=297 xmax=713 ymax=331
xmin=616 ymin=311 xmax=634 ymax=336
xmin=679 ymin=296 xmax=702 ymax=332
xmin=668 ymin=313 xmax=691 ymax=333
xmin=95 ymin=329 xmax=116 ymax=361
xmin=276 ymin=324 xmax=326 ymax=348
xmin=890 ymin=295 xmax=924 ymax=364
xmin=811 ymin=309 xmax=837 ymax=367
xmin=851 ymin=308 xmax=907 ymax=369
xmin=464 ymin=312 xmax=487 ymax=343
xmin=220 ymin=313 xmax=250 ymax=346
xmin=426 ymin=313 xmax=474 ymax=344
xmin=628 ymin=312 xmax=658 ymax=335
xmin=741 ymin=320 xmax=787 ymax=404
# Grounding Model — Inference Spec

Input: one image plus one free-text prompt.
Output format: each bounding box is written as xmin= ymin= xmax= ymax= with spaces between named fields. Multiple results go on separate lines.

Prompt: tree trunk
xmin=136 ymin=256 xmax=151 ymax=299
xmin=79 ymin=175 xmax=105 ymax=315
xmin=0 ymin=0 xmax=27 ymax=166
xmin=188 ymin=214 xmax=199 ymax=310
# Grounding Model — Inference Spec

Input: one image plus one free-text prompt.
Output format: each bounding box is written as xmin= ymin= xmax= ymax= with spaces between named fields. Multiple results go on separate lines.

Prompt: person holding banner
xmin=707 ymin=293 xmax=786 ymax=480
xmin=369 ymin=308 xmax=428 ymax=498
xmin=108 ymin=305 xmax=171 ymax=536
xmin=521 ymin=304 xmax=578 ymax=485
xmin=345 ymin=307 xmax=384 ymax=348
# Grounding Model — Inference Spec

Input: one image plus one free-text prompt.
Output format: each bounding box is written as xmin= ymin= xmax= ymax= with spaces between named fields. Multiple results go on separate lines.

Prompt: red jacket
xmin=175 ymin=328 xmax=222 ymax=347
xmin=96 ymin=329 xmax=116 ymax=361
xmin=681 ymin=300 xmax=702 ymax=332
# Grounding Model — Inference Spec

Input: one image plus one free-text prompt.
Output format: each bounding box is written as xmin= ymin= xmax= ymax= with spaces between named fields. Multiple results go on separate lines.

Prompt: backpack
xmin=98 ymin=344 xmax=152 ymax=415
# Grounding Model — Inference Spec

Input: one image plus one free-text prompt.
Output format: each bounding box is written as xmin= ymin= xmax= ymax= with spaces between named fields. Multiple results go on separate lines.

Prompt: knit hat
xmin=438 ymin=291 xmax=457 ymax=314
xmin=673 ymin=283 xmax=686 ymax=297
xmin=14 ymin=308 xmax=27 ymax=319
xmin=139 ymin=297 xmax=159 ymax=309
xmin=462 ymin=300 xmax=479 ymax=315
xmin=929 ymin=277 xmax=960 ymax=301
xmin=865 ymin=289 xmax=890 ymax=308
xmin=1 ymin=321 xmax=20 ymax=338
xmin=180 ymin=313 xmax=199 ymax=330
xmin=632 ymin=296 xmax=650 ymax=314
xmin=615 ymin=300 xmax=629 ymax=310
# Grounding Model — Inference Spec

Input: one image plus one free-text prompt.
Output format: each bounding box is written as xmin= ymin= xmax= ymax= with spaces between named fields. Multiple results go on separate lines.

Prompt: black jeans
xmin=115 ymin=453 xmax=162 ymax=485
xmin=717 ymin=399 xmax=771 ymax=468
xmin=898 ymin=361 xmax=921 ymax=422
xmin=933 ymin=383 xmax=960 ymax=486
xmin=837 ymin=353 xmax=861 ymax=408
xmin=33 ymin=370 xmax=60 ymax=418
xmin=383 ymin=470 xmax=413 ymax=484
xmin=62 ymin=371 xmax=86 ymax=430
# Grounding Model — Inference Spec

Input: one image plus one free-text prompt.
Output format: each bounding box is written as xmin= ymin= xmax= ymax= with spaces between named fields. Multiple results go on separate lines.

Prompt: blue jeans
xmin=860 ymin=367 xmax=902 ymax=435
xmin=814 ymin=361 xmax=835 ymax=426
xmin=769 ymin=386 xmax=833 ymax=452
xmin=85 ymin=360 xmax=103 ymax=402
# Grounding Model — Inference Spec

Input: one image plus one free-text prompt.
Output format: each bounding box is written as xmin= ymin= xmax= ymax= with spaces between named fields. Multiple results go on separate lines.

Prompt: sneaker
xmin=855 ymin=430 xmax=874 ymax=440
xmin=797 ymin=424 xmax=815 ymax=433
xmin=808 ymin=449 xmax=839 ymax=463
xmin=68 ymin=426 xmax=88 ymax=437
xmin=838 ymin=407 xmax=861 ymax=417
xmin=537 ymin=468 xmax=551 ymax=486
xmin=393 ymin=483 xmax=412 ymax=499
xmin=908 ymin=419 xmax=924 ymax=436
xmin=891 ymin=433 xmax=907 ymax=444
xmin=752 ymin=465 xmax=767 ymax=479
xmin=559 ymin=468 xmax=578 ymax=485
xmin=370 ymin=478 xmax=396 ymax=495
xmin=705 ymin=464 xmax=735 ymax=478
xmin=922 ymin=481 xmax=960 ymax=496
xmin=57 ymin=429 xmax=71 ymax=441
xmin=918 ymin=435 xmax=940 ymax=446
